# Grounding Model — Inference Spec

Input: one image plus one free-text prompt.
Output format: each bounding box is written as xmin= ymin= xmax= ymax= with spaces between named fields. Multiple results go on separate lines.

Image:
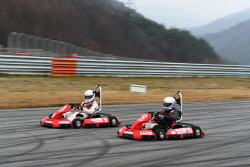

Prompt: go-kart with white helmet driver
xmin=40 ymin=85 xmax=120 ymax=128
xmin=118 ymin=91 xmax=204 ymax=140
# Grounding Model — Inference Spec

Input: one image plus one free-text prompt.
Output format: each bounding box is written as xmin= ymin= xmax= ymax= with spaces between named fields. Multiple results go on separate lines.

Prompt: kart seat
xmin=176 ymin=110 xmax=182 ymax=122
xmin=94 ymin=90 xmax=100 ymax=98
xmin=173 ymin=124 xmax=183 ymax=129
xmin=92 ymin=107 xmax=101 ymax=117
xmin=92 ymin=85 xmax=102 ymax=116
xmin=92 ymin=114 xmax=101 ymax=118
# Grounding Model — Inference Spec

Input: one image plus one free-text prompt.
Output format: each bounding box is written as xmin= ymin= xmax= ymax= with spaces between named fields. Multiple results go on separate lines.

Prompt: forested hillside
xmin=0 ymin=0 xmax=222 ymax=64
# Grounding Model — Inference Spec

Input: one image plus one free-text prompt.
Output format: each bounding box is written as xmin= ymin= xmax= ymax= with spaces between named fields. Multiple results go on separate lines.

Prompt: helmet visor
xmin=85 ymin=95 xmax=93 ymax=99
xmin=163 ymin=102 xmax=172 ymax=107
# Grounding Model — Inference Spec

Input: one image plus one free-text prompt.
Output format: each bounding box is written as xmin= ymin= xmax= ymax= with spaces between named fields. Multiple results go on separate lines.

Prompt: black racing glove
xmin=164 ymin=116 xmax=170 ymax=121
xmin=157 ymin=115 xmax=164 ymax=120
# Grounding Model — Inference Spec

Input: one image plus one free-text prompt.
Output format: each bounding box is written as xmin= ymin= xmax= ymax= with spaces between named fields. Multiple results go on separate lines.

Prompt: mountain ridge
xmin=136 ymin=5 xmax=212 ymax=28
xmin=187 ymin=8 xmax=250 ymax=36
xmin=202 ymin=19 xmax=250 ymax=65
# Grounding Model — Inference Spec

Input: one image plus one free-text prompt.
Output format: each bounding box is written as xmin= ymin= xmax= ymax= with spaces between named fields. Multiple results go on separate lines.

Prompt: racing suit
xmin=151 ymin=108 xmax=179 ymax=132
xmin=77 ymin=100 xmax=99 ymax=119
xmin=62 ymin=100 xmax=98 ymax=121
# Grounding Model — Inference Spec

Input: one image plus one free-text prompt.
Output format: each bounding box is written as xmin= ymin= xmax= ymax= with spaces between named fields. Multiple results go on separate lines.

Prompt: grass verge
xmin=1 ymin=75 xmax=250 ymax=109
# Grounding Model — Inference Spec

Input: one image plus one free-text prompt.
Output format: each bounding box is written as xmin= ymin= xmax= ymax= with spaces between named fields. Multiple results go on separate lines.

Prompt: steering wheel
xmin=148 ymin=112 xmax=158 ymax=118
xmin=69 ymin=103 xmax=79 ymax=110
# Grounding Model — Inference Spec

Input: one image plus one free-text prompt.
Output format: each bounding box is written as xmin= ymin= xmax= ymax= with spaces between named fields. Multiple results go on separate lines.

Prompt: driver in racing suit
xmin=145 ymin=97 xmax=179 ymax=132
xmin=61 ymin=90 xmax=98 ymax=121
xmin=76 ymin=90 xmax=99 ymax=120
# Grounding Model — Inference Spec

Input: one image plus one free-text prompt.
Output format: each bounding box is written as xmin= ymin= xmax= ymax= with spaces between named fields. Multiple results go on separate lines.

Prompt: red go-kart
xmin=40 ymin=85 xmax=121 ymax=128
xmin=117 ymin=91 xmax=204 ymax=140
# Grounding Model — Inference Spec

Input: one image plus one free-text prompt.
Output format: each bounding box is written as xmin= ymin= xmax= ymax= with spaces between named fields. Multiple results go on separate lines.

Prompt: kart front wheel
xmin=192 ymin=126 xmax=202 ymax=138
xmin=72 ymin=118 xmax=82 ymax=129
xmin=109 ymin=116 xmax=118 ymax=127
xmin=155 ymin=129 xmax=165 ymax=141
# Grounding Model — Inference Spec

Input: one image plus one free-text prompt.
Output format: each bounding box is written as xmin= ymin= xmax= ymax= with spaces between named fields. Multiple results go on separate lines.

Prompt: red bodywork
xmin=118 ymin=113 xmax=204 ymax=140
xmin=82 ymin=116 xmax=121 ymax=128
xmin=165 ymin=127 xmax=204 ymax=139
xmin=118 ymin=113 xmax=158 ymax=140
xmin=40 ymin=104 xmax=121 ymax=128
xmin=40 ymin=105 xmax=73 ymax=128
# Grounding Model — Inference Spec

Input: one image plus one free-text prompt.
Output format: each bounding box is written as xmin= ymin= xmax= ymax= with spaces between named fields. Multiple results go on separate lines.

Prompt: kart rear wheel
xmin=192 ymin=126 xmax=202 ymax=138
xmin=155 ymin=129 xmax=165 ymax=141
xmin=109 ymin=116 xmax=118 ymax=127
xmin=72 ymin=118 xmax=82 ymax=129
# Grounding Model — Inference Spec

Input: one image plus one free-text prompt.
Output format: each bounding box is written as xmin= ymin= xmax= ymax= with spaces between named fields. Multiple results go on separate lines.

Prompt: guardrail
xmin=77 ymin=59 xmax=250 ymax=77
xmin=0 ymin=54 xmax=51 ymax=75
xmin=1 ymin=54 xmax=250 ymax=77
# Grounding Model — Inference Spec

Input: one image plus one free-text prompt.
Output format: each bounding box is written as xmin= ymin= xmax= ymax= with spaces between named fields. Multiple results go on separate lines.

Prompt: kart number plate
xmin=140 ymin=131 xmax=152 ymax=135
xmin=45 ymin=121 xmax=52 ymax=123
xmin=91 ymin=118 xmax=108 ymax=123
xmin=59 ymin=121 xmax=70 ymax=124
xmin=174 ymin=128 xmax=193 ymax=134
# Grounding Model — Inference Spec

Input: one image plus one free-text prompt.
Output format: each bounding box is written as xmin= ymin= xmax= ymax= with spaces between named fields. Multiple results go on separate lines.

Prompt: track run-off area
xmin=0 ymin=100 xmax=250 ymax=167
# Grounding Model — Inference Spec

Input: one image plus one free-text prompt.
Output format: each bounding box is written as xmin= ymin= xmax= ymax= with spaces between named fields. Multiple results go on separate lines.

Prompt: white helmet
xmin=85 ymin=90 xmax=95 ymax=103
xmin=163 ymin=97 xmax=176 ymax=111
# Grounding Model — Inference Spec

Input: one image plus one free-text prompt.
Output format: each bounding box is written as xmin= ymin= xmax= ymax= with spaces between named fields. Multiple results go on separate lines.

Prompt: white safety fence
xmin=1 ymin=54 xmax=250 ymax=77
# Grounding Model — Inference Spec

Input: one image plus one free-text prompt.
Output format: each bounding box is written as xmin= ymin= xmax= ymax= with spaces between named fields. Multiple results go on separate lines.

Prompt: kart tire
xmin=155 ymin=129 xmax=165 ymax=141
xmin=192 ymin=126 xmax=202 ymax=138
xmin=109 ymin=116 xmax=118 ymax=127
xmin=72 ymin=118 xmax=82 ymax=129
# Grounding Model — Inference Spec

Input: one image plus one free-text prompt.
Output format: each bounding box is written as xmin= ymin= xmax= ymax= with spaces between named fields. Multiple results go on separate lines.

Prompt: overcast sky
xmin=119 ymin=0 xmax=250 ymax=20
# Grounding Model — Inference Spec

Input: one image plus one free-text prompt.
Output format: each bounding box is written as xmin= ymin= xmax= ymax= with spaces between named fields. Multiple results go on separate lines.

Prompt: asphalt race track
xmin=0 ymin=100 xmax=250 ymax=167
